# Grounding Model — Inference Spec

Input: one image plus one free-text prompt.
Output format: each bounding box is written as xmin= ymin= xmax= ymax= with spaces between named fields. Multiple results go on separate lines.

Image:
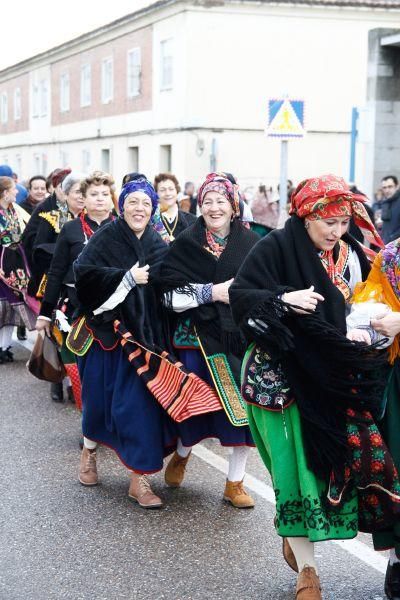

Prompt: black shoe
xmin=66 ymin=385 xmax=75 ymax=403
xmin=385 ymin=561 xmax=400 ymax=599
xmin=4 ymin=347 xmax=13 ymax=362
xmin=0 ymin=348 xmax=5 ymax=365
xmin=17 ymin=326 xmax=27 ymax=340
xmin=50 ymin=382 xmax=64 ymax=403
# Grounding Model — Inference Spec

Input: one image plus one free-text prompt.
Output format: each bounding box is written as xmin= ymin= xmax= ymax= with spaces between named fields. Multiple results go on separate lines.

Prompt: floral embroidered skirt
xmin=247 ymin=402 xmax=359 ymax=541
xmin=373 ymin=361 xmax=400 ymax=557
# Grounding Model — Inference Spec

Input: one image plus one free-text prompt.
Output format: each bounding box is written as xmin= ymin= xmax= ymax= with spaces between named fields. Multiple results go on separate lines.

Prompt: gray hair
xmin=62 ymin=172 xmax=86 ymax=196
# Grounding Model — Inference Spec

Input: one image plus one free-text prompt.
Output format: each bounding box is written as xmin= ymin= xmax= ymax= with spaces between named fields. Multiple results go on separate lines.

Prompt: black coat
xmin=22 ymin=194 xmax=57 ymax=266
xmin=40 ymin=215 xmax=113 ymax=319
xmin=74 ymin=218 xmax=169 ymax=350
xmin=381 ymin=188 xmax=400 ymax=243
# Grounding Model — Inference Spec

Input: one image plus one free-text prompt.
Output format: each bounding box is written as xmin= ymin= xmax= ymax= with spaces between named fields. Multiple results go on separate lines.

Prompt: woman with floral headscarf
xmin=161 ymin=172 xmax=260 ymax=508
xmin=72 ymin=175 xmax=178 ymax=508
xmin=230 ymin=174 xmax=400 ymax=599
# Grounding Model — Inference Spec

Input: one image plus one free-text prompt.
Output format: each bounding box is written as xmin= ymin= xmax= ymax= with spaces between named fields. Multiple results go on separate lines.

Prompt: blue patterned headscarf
xmin=118 ymin=176 xmax=158 ymax=215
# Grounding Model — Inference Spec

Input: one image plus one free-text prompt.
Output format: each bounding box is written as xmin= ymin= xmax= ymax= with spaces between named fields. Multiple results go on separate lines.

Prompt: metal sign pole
xmin=279 ymin=139 xmax=288 ymax=214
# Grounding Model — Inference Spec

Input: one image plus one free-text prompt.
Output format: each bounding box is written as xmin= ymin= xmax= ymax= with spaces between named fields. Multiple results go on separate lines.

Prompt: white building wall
xmin=1 ymin=3 xmax=400 ymax=194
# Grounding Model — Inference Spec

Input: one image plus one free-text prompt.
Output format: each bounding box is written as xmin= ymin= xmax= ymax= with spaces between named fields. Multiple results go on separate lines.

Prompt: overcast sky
xmin=0 ymin=0 xmax=153 ymax=70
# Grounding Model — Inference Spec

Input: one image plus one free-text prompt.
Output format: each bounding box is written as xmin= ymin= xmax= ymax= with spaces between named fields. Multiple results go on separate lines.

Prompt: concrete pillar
xmin=365 ymin=28 xmax=400 ymax=195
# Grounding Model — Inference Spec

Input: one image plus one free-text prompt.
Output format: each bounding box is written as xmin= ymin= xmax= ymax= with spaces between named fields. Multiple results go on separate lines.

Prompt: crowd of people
xmin=2 ymin=163 xmax=400 ymax=600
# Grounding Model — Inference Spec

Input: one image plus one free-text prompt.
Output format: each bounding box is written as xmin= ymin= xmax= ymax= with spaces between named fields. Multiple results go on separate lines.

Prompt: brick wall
xmin=51 ymin=25 xmax=152 ymax=126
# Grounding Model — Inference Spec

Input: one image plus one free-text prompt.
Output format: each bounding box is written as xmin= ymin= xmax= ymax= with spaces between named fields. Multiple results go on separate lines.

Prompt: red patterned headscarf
xmin=197 ymin=172 xmax=241 ymax=219
xmin=290 ymin=174 xmax=384 ymax=250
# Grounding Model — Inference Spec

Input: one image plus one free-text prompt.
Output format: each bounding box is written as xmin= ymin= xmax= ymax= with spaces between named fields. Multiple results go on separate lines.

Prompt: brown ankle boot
xmin=79 ymin=447 xmax=98 ymax=486
xmin=223 ymin=479 xmax=255 ymax=508
xmin=296 ymin=566 xmax=322 ymax=600
xmin=283 ymin=538 xmax=299 ymax=572
xmin=128 ymin=473 xmax=163 ymax=509
xmin=165 ymin=451 xmax=191 ymax=487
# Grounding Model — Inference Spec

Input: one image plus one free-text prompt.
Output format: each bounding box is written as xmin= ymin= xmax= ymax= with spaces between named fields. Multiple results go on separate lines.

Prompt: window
xmin=40 ymin=80 xmax=48 ymax=117
xmin=60 ymin=73 xmax=70 ymax=112
xmin=42 ymin=153 xmax=48 ymax=176
xmin=101 ymin=148 xmax=110 ymax=172
xmin=101 ymin=58 xmax=113 ymax=104
xmin=82 ymin=149 xmax=91 ymax=172
xmin=80 ymin=64 xmax=91 ymax=107
xmin=159 ymin=144 xmax=171 ymax=171
xmin=0 ymin=93 xmax=8 ymax=123
xmin=160 ymin=39 xmax=173 ymax=90
xmin=34 ymin=154 xmax=41 ymax=173
xmin=15 ymin=154 xmax=22 ymax=176
xmin=128 ymin=146 xmax=139 ymax=172
xmin=32 ymin=83 xmax=39 ymax=118
xmin=127 ymin=48 xmax=141 ymax=97
xmin=14 ymin=88 xmax=21 ymax=120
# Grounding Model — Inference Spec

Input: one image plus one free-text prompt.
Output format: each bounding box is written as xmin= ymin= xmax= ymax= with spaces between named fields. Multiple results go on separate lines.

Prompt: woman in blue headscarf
xmin=72 ymin=175 xmax=177 ymax=508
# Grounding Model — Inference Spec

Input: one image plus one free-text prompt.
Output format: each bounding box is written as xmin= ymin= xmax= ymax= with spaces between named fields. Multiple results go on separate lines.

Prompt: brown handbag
xmin=27 ymin=330 xmax=67 ymax=383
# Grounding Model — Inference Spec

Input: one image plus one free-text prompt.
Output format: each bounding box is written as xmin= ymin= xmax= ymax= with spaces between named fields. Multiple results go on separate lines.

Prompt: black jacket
xmin=40 ymin=215 xmax=113 ymax=319
xmin=381 ymin=188 xmax=400 ymax=243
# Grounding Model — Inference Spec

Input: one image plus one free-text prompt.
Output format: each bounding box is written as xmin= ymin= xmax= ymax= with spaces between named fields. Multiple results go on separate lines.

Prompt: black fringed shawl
xmin=230 ymin=215 xmax=388 ymax=481
xmin=160 ymin=217 xmax=259 ymax=372
xmin=74 ymin=218 xmax=168 ymax=349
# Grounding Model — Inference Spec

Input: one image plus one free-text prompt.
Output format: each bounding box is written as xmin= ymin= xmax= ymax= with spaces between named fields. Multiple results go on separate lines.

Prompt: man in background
xmin=381 ymin=175 xmax=400 ymax=243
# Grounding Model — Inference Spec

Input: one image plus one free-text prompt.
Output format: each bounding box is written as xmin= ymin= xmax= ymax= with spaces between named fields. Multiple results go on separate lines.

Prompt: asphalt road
xmin=0 ymin=341 xmax=390 ymax=600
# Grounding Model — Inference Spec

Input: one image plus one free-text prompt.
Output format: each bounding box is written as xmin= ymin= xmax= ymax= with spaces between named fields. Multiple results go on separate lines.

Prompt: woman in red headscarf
xmin=230 ymin=174 xmax=400 ymax=599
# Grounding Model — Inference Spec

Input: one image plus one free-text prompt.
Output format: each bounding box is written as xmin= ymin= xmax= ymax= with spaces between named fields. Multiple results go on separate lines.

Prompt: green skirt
xmin=247 ymin=402 xmax=358 ymax=541
xmin=373 ymin=361 xmax=400 ymax=556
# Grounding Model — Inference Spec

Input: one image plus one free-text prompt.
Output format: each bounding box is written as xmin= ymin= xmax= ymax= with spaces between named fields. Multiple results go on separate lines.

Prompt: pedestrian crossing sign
xmin=267 ymin=98 xmax=305 ymax=138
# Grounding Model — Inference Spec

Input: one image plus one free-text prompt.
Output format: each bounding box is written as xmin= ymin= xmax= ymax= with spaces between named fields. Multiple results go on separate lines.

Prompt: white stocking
xmin=83 ymin=437 xmax=97 ymax=450
xmin=227 ymin=446 xmax=249 ymax=482
xmin=176 ymin=438 xmax=192 ymax=458
xmin=0 ymin=325 xmax=13 ymax=349
xmin=287 ymin=537 xmax=318 ymax=573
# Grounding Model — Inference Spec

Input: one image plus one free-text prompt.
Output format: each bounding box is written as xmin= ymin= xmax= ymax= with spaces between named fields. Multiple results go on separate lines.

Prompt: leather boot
xmin=50 ymin=382 xmax=64 ymax=402
xmin=283 ymin=537 xmax=298 ymax=572
xmin=128 ymin=473 xmax=163 ymax=509
xmin=223 ymin=479 xmax=255 ymax=508
xmin=79 ymin=447 xmax=98 ymax=486
xmin=296 ymin=566 xmax=322 ymax=600
xmin=17 ymin=325 xmax=27 ymax=340
xmin=165 ymin=451 xmax=191 ymax=487
xmin=385 ymin=561 xmax=400 ymax=599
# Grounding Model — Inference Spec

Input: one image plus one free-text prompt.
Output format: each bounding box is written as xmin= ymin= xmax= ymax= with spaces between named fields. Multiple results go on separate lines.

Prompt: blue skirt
xmin=78 ymin=342 xmax=177 ymax=473
xmin=177 ymin=349 xmax=254 ymax=447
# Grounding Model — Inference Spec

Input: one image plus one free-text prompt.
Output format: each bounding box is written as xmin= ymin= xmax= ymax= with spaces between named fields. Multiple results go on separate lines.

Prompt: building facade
xmin=0 ymin=0 xmax=399 ymax=196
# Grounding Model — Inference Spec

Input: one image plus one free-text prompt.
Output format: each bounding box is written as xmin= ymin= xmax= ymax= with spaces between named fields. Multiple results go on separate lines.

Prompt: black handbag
xmin=27 ymin=330 xmax=66 ymax=383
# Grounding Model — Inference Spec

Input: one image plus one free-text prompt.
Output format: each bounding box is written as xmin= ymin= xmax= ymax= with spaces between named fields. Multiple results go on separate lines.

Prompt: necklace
xmin=80 ymin=210 xmax=114 ymax=244
xmin=161 ymin=213 xmax=178 ymax=241
xmin=0 ymin=204 xmax=21 ymax=244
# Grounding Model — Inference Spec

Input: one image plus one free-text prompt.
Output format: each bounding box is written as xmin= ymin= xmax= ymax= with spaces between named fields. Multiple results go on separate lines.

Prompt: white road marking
xmin=193 ymin=444 xmax=388 ymax=574
xmin=13 ymin=335 xmax=34 ymax=352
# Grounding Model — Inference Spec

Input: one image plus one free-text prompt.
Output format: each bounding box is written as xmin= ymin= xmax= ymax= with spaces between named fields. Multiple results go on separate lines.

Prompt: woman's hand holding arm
xmin=130 ymin=262 xmax=150 ymax=285
xmin=371 ymin=312 xmax=400 ymax=337
xmin=281 ymin=285 xmax=325 ymax=315
xmin=212 ymin=278 xmax=234 ymax=304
